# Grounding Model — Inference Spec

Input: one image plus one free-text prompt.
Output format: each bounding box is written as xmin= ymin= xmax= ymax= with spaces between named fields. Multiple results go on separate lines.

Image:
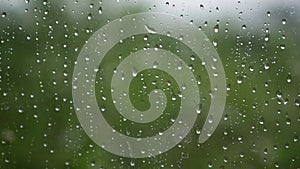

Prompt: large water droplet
xmin=145 ymin=24 xmax=157 ymax=34
xmin=213 ymin=24 xmax=219 ymax=33
xmin=1 ymin=12 xmax=7 ymax=18
xmin=98 ymin=7 xmax=103 ymax=14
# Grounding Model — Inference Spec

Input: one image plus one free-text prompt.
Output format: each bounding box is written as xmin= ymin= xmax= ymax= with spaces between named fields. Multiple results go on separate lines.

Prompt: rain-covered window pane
xmin=1 ymin=0 xmax=299 ymax=168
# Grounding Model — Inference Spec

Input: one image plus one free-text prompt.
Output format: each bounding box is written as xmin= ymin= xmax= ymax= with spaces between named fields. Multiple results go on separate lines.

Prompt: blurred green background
xmin=0 ymin=0 xmax=299 ymax=168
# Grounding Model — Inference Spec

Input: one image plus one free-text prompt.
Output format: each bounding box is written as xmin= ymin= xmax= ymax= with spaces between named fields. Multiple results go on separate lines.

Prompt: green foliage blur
xmin=0 ymin=1 xmax=299 ymax=168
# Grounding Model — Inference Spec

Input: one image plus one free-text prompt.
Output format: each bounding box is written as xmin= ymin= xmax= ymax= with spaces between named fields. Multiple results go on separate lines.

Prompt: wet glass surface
xmin=0 ymin=0 xmax=299 ymax=168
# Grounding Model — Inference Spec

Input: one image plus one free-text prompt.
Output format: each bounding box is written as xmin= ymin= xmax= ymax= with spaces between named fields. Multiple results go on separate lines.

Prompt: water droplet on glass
xmin=2 ymin=12 xmax=7 ymax=18
xmin=26 ymin=35 xmax=31 ymax=40
xmin=132 ymin=67 xmax=138 ymax=77
xmin=74 ymin=30 xmax=79 ymax=37
xmin=259 ymin=117 xmax=265 ymax=125
xmin=264 ymin=35 xmax=270 ymax=42
xmin=98 ymin=7 xmax=103 ymax=14
xmin=237 ymin=77 xmax=243 ymax=84
xmin=295 ymin=99 xmax=299 ymax=107
xmin=89 ymin=3 xmax=94 ymax=8
xmin=293 ymin=136 xmax=298 ymax=142
xmin=279 ymin=44 xmax=285 ymax=50
xmin=212 ymin=41 xmax=218 ymax=47
xmin=87 ymin=13 xmax=92 ymax=21
xmin=143 ymin=35 xmax=148 ymax=41
xmin=208 ymin=162 xmax=213 ymax=168
xmin=152 ymin=61 xmax=158 ymax=68
xmin=286 ymin=74 xmax=292 ymax=83
xmin=145 ymin=24 xmax=157 ymax=34
xmin=213 ymin=24 xmax=219 ymax=33
xmin=264 ymin=64 xmax=270 ymax=70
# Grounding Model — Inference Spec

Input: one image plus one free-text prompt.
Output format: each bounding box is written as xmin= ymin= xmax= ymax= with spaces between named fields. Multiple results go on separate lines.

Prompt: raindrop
xmin=145 ymin=24 xmax=157 ymax=34
xmin=276 ymin=90 xmax=282 ymax=98
xmin=143 ymin=35 xmax=148 ymax=41
xmin=274 ymin=162 xmax=280 ymax=168
xmin=90 ymin=161 xmax=96 ymax=167
xmin=152 ymin=61 xmax=158 ymax=68
xmin=179 ymin=35 xmax=184 ymax=41
xmin=224 ymin=114 xmax=228 ymax=121
xmin=2 ymin=12 xmax=7 ymax=18
xmin=212 ymin=41 xmax=218 ymax=47
xmin=281 ymin=19 xmax=287 ymax=25
xmin=74 ymin=30 xmax=79 ymax=37
xmin=181 ymin=84 xmax=186 ymax=90
xmin=177 ymin=61 xmax=183 ymax=70
xmin=295 ymin=99 xmax=299 ymax=107
xmin=171 ymin=95 xmax=177 ymax=101
xmin=259 ymin=117 xmax=264 ymax=125
xmin=208 ymin=162 xmax=213 ymax=168
xmin=285 ymin=118 xmax=291 ymax=125
xmin=18 ymin=107 xmax=24 ymax=113
xmin=196 ymin=104 xmax=202 ymax=114
xmin=43 ymin=0 xmax=48 ymax=5
xmin=65 ymin=160 xmax=70 ymax=166
xmin=237 ymin=77 xmax=243 ymax=84
xmin=26 ymin=35 xmax=31 ymax=40
xmin=264 ymin=64 xmax=270 ymax=70
xmin=55 ymin=106 xmax=60 ymax=112
xmin=132 ymin=67 xmax=138 ymax=77
xmin=264 ymin=35 xmax=270 ymax=42
xmin=279 ymin=44 xmax=285 ymax=50
xmin=190 ymin=55 xmax=195 ymax=61
xmin=286 ymin=74 xmax=292 ymax=83
xmin=4 ymin=158 xmax=10 ymax=163
xmin=89 ymin=3 xmax=94 ymax=8
xmin=213 ymin=24 xmax=219 ymax=33
xmin=239 ymin=152 xmax=244 ymax=158
xmin=87 ymin=13 xmax=92 ymax=21
xmin=98 ymin=7 xmax=103 ymax=14
xmin=293 ymin=136 xmax=298 ymax=142
xmin=249 ymin=66 xmax=254 ymax=72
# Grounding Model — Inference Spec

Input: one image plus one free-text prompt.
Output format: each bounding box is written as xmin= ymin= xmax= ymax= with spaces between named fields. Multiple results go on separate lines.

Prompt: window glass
xmin=0 ymin=0 xmax=299 ymax=168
